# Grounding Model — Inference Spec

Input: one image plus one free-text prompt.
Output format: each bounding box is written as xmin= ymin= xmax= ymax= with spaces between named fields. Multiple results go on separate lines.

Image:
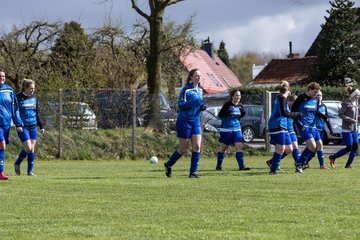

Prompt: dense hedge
xmin=238 ymin=85 xmax=357 ymax=105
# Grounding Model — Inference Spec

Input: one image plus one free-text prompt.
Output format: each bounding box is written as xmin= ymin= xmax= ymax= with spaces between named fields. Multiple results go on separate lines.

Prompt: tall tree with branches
xmin=0 ymin=21 xmax=61 ymax=89
xmin=131 ymin=0 xmax=185 ymax=129
xmin=311 ymin=0 xmax=360 ymax=85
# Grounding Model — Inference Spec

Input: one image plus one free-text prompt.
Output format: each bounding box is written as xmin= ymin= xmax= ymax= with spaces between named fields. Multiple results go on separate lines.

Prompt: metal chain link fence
xmin=36 ymin=89 xmax=178 ymax=158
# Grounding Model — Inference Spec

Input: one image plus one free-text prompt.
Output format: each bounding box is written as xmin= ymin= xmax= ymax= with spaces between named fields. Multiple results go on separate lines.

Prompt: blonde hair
xmin=346 ymin=86 xmax=356 ymax=95
xmin=20 ymin=79 xmax=35 ymax=92
xmin=287 ymin=94 xmax=297 ymax=102
xmin=275 ymin=80 xmax=290 ymax=94
xmin=346 ymin=86 xmax=360 ymax=99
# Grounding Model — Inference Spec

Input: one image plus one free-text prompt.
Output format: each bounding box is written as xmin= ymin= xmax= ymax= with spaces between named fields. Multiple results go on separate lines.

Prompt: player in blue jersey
xmin=303 ymin=91 xmax=331 ymax=169
xmin=267 ymin=94 xmax=301 ymax=170
xmin=267 ymin=81 xmax=302 ymax=175
xmin=329 ymin=87 xmax=360 ymax=169
xmin=14 ymin=79 xmax=44 ymax=176
xmin=291 ymin=82 xmax=321 ymax=173
xmin=164 ymin=69 xmax=206 ymax=178
xmin=215 ymin=89 xmax=250 ymax=171
xmin=0 ymin=69 xmax=23 ymax=180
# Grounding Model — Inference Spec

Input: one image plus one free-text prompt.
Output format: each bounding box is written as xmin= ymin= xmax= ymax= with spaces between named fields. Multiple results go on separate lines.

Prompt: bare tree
xmin=131 ymin=0 xmax=185 ymax=129
xmin=0 ymin=20 xmax=61 ymax=88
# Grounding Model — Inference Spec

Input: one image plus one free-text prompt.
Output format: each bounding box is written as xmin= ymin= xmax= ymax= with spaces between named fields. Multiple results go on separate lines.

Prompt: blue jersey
xmin=287 ymin=117 xmax=295 ymax=133
xmin=268 ymin=94 xmax=300 ymax=132
xmin=177 ymin=82 xmax=204 ymax=121
xmin=17 ymin=92 xmax=43 ymax=129
xmin=315 ymin=103 xmax=331 ymax=131
xmin=291 ymin=93 xmax=319 ymax=128
xmin=218 ymin=101 xmax=245 ymax=131
xmin=0 ymin=84 xmax=22 ymax=128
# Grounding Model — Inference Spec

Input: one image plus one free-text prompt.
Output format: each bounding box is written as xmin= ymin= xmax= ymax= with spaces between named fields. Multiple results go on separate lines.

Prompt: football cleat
xmin=329 ymin=155 xmax=335 ymax=168
xmin=0 ymin=172 xmax=9 ymax=180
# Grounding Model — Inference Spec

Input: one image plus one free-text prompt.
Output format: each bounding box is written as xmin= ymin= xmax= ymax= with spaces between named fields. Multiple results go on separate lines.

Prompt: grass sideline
xmin=1 ymin=155 xmax=360 ymax=240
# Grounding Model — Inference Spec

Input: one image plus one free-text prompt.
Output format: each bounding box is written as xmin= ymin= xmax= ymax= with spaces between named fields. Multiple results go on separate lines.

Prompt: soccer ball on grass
xmin=149 ymin=156 xmax=158 ymax=164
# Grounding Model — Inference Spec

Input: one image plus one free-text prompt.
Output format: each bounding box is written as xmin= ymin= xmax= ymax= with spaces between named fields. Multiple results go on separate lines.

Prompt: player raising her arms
xmin=267 ymin=81 xmax=302 ymax=175
xmin=164 ymin=69 xmax=206 ymax=178
xmin=291 ymin=82 xmax=321 ymax=173
xmin=329 ymin=87 xmax=360 ymax=169
xmin=215 ymin=89 xmax=250 ymax=171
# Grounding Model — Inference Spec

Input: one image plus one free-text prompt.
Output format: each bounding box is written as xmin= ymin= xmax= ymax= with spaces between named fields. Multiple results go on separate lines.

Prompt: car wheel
xmin=242 ymin=126 xmax=255 ymax=143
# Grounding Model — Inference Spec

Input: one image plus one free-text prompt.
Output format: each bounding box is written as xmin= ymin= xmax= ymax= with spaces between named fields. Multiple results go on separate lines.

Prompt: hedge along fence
xmin=236 ymin=85 xmax=358 ymax=105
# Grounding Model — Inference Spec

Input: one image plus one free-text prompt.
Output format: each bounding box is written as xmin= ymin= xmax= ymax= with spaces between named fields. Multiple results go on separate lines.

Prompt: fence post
xmin=264 ymin=91 xmax=271 ymax=152
xmin=57 ymin=89 xmax=63 ymax=158
xmin=131 ymin=89 xmax=137 ymax=157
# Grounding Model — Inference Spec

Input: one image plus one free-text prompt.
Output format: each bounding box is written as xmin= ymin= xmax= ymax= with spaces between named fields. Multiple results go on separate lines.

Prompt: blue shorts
xmin=18 ymin=127 xmax=38 ymax=142
xmin=298 ymin=126 xmax=320 ymax=142
xmin=289 ymin=132 xmax=298 ymax=142
xmin=0 ymin=127 xmax=10 ymax=144
xmin=270 ymin=131 xmax=291 ymax=145
xmin=341 ymin=131 xmax=359 ymax=146
xmin=176 ymin=119 xmax=202 ymax=139
xmin=318 ymin=130 xmax=325 ymax=141
xmin=219 ymin=130 xmax=242 ymax=145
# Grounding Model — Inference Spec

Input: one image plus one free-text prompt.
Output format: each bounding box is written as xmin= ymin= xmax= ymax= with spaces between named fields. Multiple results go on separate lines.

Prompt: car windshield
xmin=63 ymin=103 xmax=93 ymax=116
xmin=160 ymin=94 xmax=171 ymax=110
xmin=327 ymin=107 xmax=339 ymax=117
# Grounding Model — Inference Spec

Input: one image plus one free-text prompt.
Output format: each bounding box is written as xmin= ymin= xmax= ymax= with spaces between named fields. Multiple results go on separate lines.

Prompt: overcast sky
xmin=1 ymin=0 xmax=359 ymax=57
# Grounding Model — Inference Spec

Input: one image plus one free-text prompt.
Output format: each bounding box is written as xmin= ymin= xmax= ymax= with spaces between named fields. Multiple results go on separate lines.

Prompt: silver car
xmin=44 ymin=102 xmax=97 ymax=130
xmin=322 ymin=100 xmax=342 ymax=145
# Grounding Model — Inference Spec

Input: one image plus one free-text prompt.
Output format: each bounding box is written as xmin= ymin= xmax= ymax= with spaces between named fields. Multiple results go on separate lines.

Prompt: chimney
xmin=287 ymin=41 xmax=300 ymax=59
xmin=289 ymin=41 xmax=292 ymax=56
xmin=202 ymin=37 xmax=214 ymax=59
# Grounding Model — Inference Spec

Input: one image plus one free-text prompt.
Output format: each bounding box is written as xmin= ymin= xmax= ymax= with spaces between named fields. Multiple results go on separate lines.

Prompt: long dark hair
xmin=186 ymin=68 xmax=200 ymax=83
xmin=229 ymin=89 xmax=241 ymax=99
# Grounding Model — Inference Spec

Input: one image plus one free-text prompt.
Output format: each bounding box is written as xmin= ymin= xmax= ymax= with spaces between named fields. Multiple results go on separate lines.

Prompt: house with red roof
xmin=179 ymin=42 xmax=241 ymax=94
xmin=249 ymin=41 xmax=317 ymax=87
xmin=250 ymin=7 xmax=360 ymax=87
xmin=249 ymin=54 xmax=316 ymax=87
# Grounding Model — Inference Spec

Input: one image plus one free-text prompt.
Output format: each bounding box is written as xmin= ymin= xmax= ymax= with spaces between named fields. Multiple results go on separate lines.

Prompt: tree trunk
xmin=145 ymin=9 xmax=164 ymax=129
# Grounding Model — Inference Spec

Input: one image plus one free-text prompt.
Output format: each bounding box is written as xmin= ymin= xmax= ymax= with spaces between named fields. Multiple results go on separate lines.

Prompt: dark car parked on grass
xmin=202 ymin=105 xmax=265 ymax=143
xmin=94 ymin=89 xmax=176 ymax=129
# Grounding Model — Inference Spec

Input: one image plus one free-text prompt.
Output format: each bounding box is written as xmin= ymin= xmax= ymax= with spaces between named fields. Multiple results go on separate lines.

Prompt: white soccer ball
xmin=149 ymin=156 xmax=158 ymax=164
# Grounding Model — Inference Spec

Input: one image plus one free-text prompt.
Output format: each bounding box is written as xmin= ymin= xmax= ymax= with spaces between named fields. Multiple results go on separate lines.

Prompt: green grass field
xmin=1 ymin=155 xmax=360 ymax=240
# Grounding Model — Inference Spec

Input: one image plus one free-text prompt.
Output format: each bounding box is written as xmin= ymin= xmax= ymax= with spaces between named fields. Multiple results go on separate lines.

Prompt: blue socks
xmin=0 ymin=149 xmax=4 ymax=172
xmin=317 ymin=150 xmax=324 ymax=167
xmin=190 ymin=152 xmax=200 ymax=174
xmin=166 ymin=150 xmax=182 ymax=167
xmin=281 ymin=152 xmax=288 ymax=159
xmin=15 ymin=149 xmax=28 ymax=166
xmin=235 ymin=152 xmax=244 ymax=169
xmin=166 ymin=151 xmax=201 ymax=176
xmin=27 ymin=152 xmax=35 ymax=174
xmin=270 ymin=152 xmax=282 ymax=172
xmin=346 ymin=150 xmax=357 ymax=167
xmin=298 ymin=147 xmax=314 ymax=166
xmin=216 ymin=151 xmax=225 ymax=168
xmin=332 ymin=148 xmax=348 ymax=160
xmin=292 ymin=148 xmax=300 ymax=162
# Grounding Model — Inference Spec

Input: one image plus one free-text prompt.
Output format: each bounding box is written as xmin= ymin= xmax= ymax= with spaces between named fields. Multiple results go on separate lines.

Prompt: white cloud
xmin=201 ymin=4 xmax=329 ymax=57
